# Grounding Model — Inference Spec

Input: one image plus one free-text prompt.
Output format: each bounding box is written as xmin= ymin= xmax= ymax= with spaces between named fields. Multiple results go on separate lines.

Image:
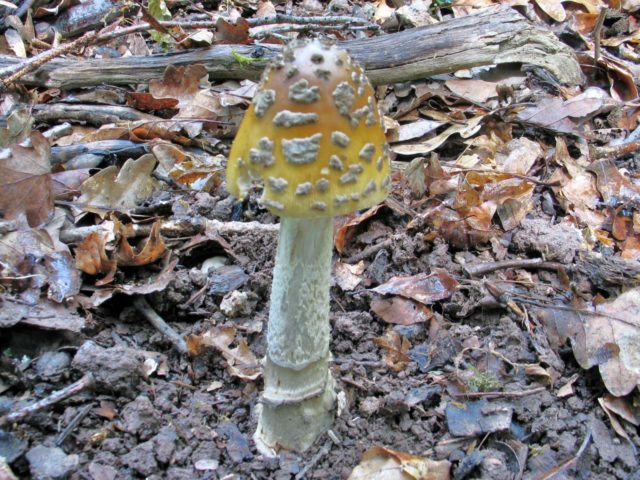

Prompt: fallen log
xmin=0 ymin=6 xmax=582 ymax=89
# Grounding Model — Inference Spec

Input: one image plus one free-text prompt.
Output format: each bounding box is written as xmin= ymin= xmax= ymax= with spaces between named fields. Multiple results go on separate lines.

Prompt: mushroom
xmin=226 ymin=39 xmax=391 ymax=453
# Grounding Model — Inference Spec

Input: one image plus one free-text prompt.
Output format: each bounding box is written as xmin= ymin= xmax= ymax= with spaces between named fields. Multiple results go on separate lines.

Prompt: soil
xmin=1 ymin=184 xmax=639 ymax=480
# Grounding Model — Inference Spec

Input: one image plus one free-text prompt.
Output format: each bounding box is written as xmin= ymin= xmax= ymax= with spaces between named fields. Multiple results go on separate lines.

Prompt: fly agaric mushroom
xmin=226 ymin=40 xmax=391 ymax=453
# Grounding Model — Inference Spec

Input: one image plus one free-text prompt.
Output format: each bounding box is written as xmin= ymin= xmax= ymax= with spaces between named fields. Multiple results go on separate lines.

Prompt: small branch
xmin=59 ymin=218 xmax=278 ymax=245
xmin=0 ymin=31 xmax=97 ymax=90
xmin=55 ymin=403 xmax=93 ymax=446
xmin=590 ymin=141 xmax=640 ymax=160
xmin=33 ymin=103 xmax=159 ymax=126
xmin=252 ymin=24 xmax=377 ymax=40
xmin=0 ymin=373 xmax=95 ymax=427
xmin=593 ymin=8 xmax=607 ymax=65
xmin=451 ymin=386 xmax=546 ymax=399
xmin=248 ymin=14 xmax=379 ymax=27
xmin=344 ymin=238 xmax=394 ymax=264
xmin=133 ymin=296 xmax=188 ymax=355
xmin=464 ymin=258 xmax=564 ymax=277
xmin=295 ymin=442 xmax=331 ymax=480
xmin=532 ymin=429 xmax=592 ymax=480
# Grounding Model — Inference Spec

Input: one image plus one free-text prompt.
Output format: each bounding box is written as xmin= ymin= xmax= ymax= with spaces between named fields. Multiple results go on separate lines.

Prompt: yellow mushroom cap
xmin=226 ymin=40 xmax=391 ymax=218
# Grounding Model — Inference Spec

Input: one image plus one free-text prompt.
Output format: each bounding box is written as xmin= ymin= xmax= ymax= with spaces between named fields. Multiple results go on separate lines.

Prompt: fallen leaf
xmin=445 ymin=79 xmax=498 ymax=103
xmin=74 ymin=231 xmax=117 ymax=277
xmin=533 ymin=0 xmax=566 ymax=22
xmin=334 ymin=261 xmax=365 ymax=291
xmin=214 ymin=16 xmax=250 ymax=44
xmin=395 ymin=119 xmax=445 ymax=142
xmin=375 ymin=329 xmax=412 ymax=372
xmin=554 ymin=288 xmax=640 ymax=396
xmin=0 ymin=132 xmax=53 ymax=227
xmin=187 ymin=326 xmax=261 ymax=380
xmin=586 ymin=159 xmax=640 ymax=209
xmin=151 ymin=143 xmax=223 ymax=192
xmin=371 ymin=296 xmax=433 ymax=325
xmin=77 ymin=154 xmax=159 ymax=216
xmin=0 ymin=105 xmax=32 ymax=147
xmin=115 ymin=219 xmax=166 ymax=267
xmin=43 ymin=251 xmax=81 ymax=302
xmin=334 ymin=204 xmax=387 ymax=254
xmin=348 ymin=445 xmax=451 ymax=480
xmin=372 ymin=269 xmax=459 ymax=305
xmin=446 ymin=399 xmax=513 ymax=436
xmin=392 ymin=115 xmax=484 ymax=156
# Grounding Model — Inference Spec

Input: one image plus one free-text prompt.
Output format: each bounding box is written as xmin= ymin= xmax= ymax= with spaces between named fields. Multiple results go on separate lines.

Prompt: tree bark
xmin=0 ymin=6 xmax=582 ymax=89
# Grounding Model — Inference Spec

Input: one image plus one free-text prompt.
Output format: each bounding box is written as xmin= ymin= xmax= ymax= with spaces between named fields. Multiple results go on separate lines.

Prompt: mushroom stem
xmin=255 ymin=216 xmax=336 ymax=453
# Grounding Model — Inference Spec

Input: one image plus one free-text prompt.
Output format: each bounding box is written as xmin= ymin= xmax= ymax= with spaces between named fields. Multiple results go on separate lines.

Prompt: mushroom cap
xmin=226 ymin=40 xmax=391 ymax=218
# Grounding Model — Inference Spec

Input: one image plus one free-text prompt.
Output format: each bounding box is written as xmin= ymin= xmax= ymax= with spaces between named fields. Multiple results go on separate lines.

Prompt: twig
xmin=133 ymin=296 xmax=188 ymax=355
xmin=0 ymin=31 xmax=97 ymax=90
xmin=344 ymin=238 xmax=393 ymax=264
xmin=295 ymin=442 xmax=331 ymax=479
xmin=590 ymin=141 xmax=640 ymax=160
xmin=451 ymin=386 xmax=546 ymax=399
xmin=252 ymin=24 xmax=378 ymax=40
xmin=0 ymin=373 xmax=95 ymax=427
xmin=248 ymin=14 xmax=379 ymax=28
xmin=55 ymin=403 xmax=93 ymax=446
xmin=464 ymin=258 xmax=564 ymax=277
xmin=532 ymin=429 xmax=592 ymax=480
xmin=593 ymin=8 xmax=607 ymax=65
xmin=59 ymin=218 xmax=278 ymax=245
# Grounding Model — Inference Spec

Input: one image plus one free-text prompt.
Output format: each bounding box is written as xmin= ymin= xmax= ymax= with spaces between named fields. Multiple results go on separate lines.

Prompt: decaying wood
xmin=0 ymin=6 xmax=583 ymax=89
xmin=33 ymin=103 xmax=159 ymax=126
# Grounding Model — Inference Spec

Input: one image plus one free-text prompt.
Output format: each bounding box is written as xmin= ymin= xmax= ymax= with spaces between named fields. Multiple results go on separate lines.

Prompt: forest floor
xmin=1 ymin=0 xmax=640 ymax=479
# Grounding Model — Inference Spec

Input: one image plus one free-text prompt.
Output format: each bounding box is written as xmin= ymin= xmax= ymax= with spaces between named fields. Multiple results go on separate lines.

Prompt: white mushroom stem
xmin=255 ymin=216 xmax=336 ymax=453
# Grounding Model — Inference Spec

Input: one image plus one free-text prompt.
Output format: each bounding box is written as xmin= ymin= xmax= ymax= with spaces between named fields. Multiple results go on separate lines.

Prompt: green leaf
xmin=148 ymin=0 xmax=171 ymax=20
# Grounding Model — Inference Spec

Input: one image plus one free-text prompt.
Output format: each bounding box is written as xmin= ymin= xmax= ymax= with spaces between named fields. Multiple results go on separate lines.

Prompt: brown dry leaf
xmin=0 ymin=132 xmax=53 ymax=227
xmin=598 ymin=397 xmax=634 ymax=441
xmin=515 ymin=92 xmax=608 ymax=134
xmin=445 ymin=79 xmax=498 ymax=103
xmin=495 ymin=137 xmax=542 ymax=175
xmin=334 ymin=261 xmax=365 ymax=291
xmin=586 ymin=159 xmax=640 ymax=209
xmin=84 ymin=258 xmax=178 ymax=307
xmin=0 ymin=105 xmax=32 ymax=147
xmin=2 ymin=298 xmax=85 ymax=333
xmin=371 ymin=296 xmax=433 ymax=325
xmin=77 ymin=154 xmax=159 ymax=216
xmin=525 ymin=364 xmax=554 ymax=385
xmin=556 ymin=373 xmax=579 ymax=397
xmin=147 ymin=64 xmax=245 ymax=139
xmin=558 ymin=170 xmax=605 ymax=229
xmin=395 ymin=119 xmax=445 ymax=142
xmin=74 ymin=231 xmax=117 ymax=283
xmin=534 ymin=0 xmax=566 ymax=21
xmin=187 ymin=326 xmax=261 ymax=381
xmin=126 ymin=91 xmax=179 ymax=112
xmin=51 ymin=168 xmax=91 ymax=200
xmin=375 ymin=330 xmax=412 ymax=372
xmin=578 ymin=288 xmax=640 ymax=396
xmin=348 ymin=445 xmax=451 ymax=480
xmin=392 ymin=115 xmax=484 ymax=156
xmin=373 ymin=0 xmax=396 ymax=25
xmin=149 ymin=64 xmax=209 ymax=106
xmin=95 ymin=400 xmax=118 ymax=420
xmin=334 ymin=204 xmax=387 ymax=254
xmin=151 ymin=143 xmax=223 ymax=192
xmin=372 ymin=269 xmax=458 ymax=305
xmin=214 ymin=16 xmax=250 ymax=44
xmin=600 ymin=394 xmax=639 ymax=426
xmin=43 ymin=251 xmax=81 ymax=302
xmin=115 ymin=220 xmax=166 ymax=267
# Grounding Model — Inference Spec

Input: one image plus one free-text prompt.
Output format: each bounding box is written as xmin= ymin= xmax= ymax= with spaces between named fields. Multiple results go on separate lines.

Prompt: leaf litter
xmin=0 ymin=0 xmax=639 ymax=478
